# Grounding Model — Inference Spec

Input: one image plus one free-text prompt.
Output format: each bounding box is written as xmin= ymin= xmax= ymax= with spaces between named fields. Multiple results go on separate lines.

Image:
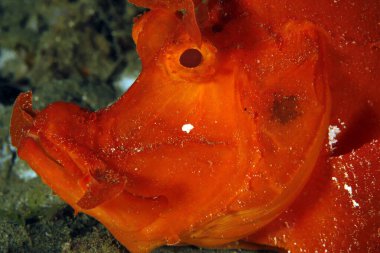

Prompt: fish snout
xmin=10 ymin=92 xmax=36 ymax=148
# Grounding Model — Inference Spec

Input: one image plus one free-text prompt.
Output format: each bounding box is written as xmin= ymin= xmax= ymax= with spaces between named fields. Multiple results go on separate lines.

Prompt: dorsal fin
xmin=77 ymin=178 xmax=126 ymax=210
xmin=129 ymin=0 xmax=201 ymax=45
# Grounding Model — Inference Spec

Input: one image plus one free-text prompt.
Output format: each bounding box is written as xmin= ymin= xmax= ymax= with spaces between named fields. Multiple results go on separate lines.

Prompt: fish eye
xmin=164 ymin=43 xmax=216 ymax=81
xmin=179 ymin=48 xmax=203 ymax=68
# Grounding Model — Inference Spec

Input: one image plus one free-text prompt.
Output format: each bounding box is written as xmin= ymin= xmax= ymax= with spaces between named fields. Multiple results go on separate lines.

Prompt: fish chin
xmin=16 ymin=134 xmax=85 ymax=210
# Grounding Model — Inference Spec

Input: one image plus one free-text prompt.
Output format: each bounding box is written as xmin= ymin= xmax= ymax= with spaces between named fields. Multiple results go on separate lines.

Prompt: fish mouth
xmin=10 ymin=92 xmax=85 ymax=179
xmin=10 ymin=92 xmax=233 ymax=209
xmin=10 ymin=92 xmax=100 ymax=209
xmin=10 ymin=92 xmax=87 ymax=209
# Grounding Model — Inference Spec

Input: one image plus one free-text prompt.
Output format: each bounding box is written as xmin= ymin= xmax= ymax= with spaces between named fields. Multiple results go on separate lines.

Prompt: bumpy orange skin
xmin=10 ymin=0 xmax=379 ymax=252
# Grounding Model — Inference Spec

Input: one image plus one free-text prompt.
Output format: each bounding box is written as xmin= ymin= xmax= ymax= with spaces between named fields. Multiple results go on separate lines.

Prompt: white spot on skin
xmin=182 ymin=123 xmax=194 ymax=134
xmin=331 ymin=176 xmax=340 ymax=189
xmin=344 ymin=184 xmax=352 ymax=195
xmin=344 ymin=183 xmax=360 ymax=208
xmin=352 ymin=199 xmax=360 ymax=208
xmin=328 ymin=125 xmax=341 ymax=151
xmin=337 ymin=118 xmax=346 ymax=129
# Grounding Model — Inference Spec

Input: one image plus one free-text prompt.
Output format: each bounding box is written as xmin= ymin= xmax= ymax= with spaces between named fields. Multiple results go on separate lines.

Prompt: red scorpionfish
xmin=10 ymin=0 xmax=380 ymax=252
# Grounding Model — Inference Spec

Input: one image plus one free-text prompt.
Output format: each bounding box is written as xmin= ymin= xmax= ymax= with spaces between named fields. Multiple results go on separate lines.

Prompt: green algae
xmin=0 ymin=219 xmax=31 ymax=252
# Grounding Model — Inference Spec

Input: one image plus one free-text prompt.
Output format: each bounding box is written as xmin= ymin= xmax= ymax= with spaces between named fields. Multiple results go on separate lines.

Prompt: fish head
xmin=10 ymin=0 xmax=332 ymax=250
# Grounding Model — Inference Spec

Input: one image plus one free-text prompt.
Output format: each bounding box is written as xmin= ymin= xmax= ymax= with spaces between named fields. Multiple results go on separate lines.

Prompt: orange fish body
xmin=10 ymin=0 xmax=379 ymax=252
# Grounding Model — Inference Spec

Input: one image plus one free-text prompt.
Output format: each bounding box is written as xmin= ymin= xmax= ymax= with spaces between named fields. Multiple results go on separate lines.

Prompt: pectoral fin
xmin=77 ymin=177 xmax=126 ymax=210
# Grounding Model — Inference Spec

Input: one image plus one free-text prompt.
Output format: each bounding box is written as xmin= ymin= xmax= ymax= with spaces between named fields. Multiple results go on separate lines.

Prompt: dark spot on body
xmin=176 ymin=9 xmax=187 ymax=19
xmin=212 ymin=23 xmax=223 ymax=33
xmin=272 ymin=94 xmax=300 ymax=124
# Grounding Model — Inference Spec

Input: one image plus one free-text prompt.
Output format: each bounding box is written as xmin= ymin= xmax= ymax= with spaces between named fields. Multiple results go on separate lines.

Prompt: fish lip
xmin=10 ymin=92 xmax=84 ymax=189
xmin=11 ymin=93 xmax=231 ymax=207
xmin=10 ymin=91 xmax=37 ymax=148
xmin=26 ymin=131 xmax=85 ymax=180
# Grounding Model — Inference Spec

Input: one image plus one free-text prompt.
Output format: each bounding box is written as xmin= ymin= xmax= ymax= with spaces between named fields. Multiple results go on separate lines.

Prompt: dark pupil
xmin=179 ymin=49 xmax=203 ymax=68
